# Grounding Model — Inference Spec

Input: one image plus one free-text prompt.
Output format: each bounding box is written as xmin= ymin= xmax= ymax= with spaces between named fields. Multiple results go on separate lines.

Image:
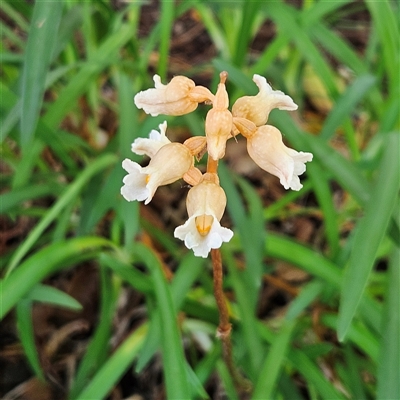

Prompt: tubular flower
xmin=134 ymin=75 xmax=214 ymax=117
xmin=174 ymin=176 xmax=233 ymax=258
xmin=205 ymin=72 xmax=233 ymax=160
xmin=246 ymin=125 xmax=313 ymax=191
xmin=121 ymin=142 xmax=193 ymax=204
xmin=232 ymin=74 xmax=298 ymax=126
xmin=131 ymin=121 xmax=171 ymax=158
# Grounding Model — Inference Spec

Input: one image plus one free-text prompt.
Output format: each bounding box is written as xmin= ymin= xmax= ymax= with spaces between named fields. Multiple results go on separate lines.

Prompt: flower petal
xmin=131 ymin=121 xmax=171 ymax=158
xmin=246 ymin=125 xmax=313 ymax=191
xmin=134 ymin=75 xmax=198 ymax=116
xmin=120 ymin=159 xmax=149 ymax=201
xmin=232 ymin=74 xmax=298 ymax=126
xmin=174 ymin=215 xmax=233 ymax=258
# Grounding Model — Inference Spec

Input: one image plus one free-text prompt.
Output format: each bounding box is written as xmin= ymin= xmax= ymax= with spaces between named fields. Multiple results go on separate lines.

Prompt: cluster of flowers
xmin=121 ymin=72 xmax=313 ymax=258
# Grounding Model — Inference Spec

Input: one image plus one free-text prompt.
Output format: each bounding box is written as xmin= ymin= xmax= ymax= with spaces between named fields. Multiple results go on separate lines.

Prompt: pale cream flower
xmin=134 ymin=75 xmax=214 ymax=117
xmin=131 ymin=121 xmax=171 ymax=158
xmin=246 ymin=125 xmax=313 ymax=191
xmin=232 ymin=74 xmax=298 ymax=126
xmin=205 ymin=72 xmax=233 ymax=160
xmin=174 ymin=176 xmax=233 ymax=258
xmin=121 ymin=142 xmax=193 ymax=204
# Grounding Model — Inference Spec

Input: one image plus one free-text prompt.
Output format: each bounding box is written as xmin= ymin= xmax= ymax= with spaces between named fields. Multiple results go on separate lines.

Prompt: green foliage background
xmin=1 ymin=1 xmax=399 ymax=399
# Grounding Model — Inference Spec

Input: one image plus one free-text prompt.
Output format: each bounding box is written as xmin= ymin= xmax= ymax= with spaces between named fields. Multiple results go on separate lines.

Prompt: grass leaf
xmin=20 ymin=1 xmax=63 ymax=147
xmin=338 ymin=133 xmax=399 ymax=341
xmin=376 ymin=247 xmax=400 ymax=400
xmin=0 ymin=236 xmax=113 ymax=319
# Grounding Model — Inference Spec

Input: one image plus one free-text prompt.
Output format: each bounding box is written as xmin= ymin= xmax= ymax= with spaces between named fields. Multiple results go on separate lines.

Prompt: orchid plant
xmin=122 ymin=72 xmax=312 ymax=257
xmin=121 ymin=71 xmax=312 ymax=388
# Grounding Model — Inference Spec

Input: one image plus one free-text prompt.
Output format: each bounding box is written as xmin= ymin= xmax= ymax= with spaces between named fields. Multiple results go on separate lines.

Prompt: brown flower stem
xmin=206 ymin=157 xmax=218 ymax=174
xmin=211 ymin=249 xmax=251 ymax=393
xmin=211 ymin=249 xmax=231 ymax=335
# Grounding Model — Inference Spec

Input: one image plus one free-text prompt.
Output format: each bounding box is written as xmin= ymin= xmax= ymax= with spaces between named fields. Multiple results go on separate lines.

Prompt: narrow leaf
xmin=26 ymin=284 xmax=82 ymax=310
xmin=377 ymin=247 xmax=400 ymax=400
xmin=0 ymin=237 xmax=112 ymax=319
xmin=20 ymin=1 xmax=63 ymax=146
xmin=338 ymin=133 xmax=400 ymax=341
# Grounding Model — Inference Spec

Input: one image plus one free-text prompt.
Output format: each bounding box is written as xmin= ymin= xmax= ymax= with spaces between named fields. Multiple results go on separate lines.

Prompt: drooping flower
xmin=134 ymin=75 xmax=214 ymax=117
xmin=245 ymin=125 xmax=313 ymax=191
xmin=174 ymin=174 xmax=233 ymax=258
xmin=232 ymin=74 xmax=298 ymax=126
xmin=131 ymin=121 xmax=171 ymax=158
xmin=121 ymin=142 xmax=193 ymax=204
xmin=205 ymin=72 xmax=233 ymax=160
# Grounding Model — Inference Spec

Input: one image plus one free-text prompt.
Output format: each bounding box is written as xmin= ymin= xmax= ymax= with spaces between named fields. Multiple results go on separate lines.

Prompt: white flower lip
xmin=174 ymin=179 xmax=233 ymax=257
xmin=120 ymin=159 xmax=150 ymax=202
xmin=174 ymin=214 xmax=233 ymax=258
xmin=131 ymin=121 xmax=171 ymax=158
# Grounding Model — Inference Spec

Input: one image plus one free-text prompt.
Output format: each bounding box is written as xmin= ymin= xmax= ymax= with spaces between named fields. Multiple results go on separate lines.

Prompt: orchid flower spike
xmin=245 ymin=125 xmax=313 ymax=191
xmin=232 ymin=74 xmax=298 ymax=126
xmin=121 ymin=142 xmax=193 ymax=204
xmin=174 ymin=174 xmax=233 ymax=258
xmin=134 ymin=75 xmax=214 ymax=117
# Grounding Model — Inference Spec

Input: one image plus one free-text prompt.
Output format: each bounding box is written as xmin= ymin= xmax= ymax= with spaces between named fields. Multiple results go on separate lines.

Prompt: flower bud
xmin=246 ymin=125 xmax=313 ymax=191
xmin=232 ymin=74 xmax=298 ymax=126
xmin=205 ymin=72 xmax=233 ymax=160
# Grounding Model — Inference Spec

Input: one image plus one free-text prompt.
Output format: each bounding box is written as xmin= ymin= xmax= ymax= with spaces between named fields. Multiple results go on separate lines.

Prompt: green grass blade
xmin=69 ymin=265 xmax=116 ymax=398
xmin=224 ymin=249 xmax=265 ymax=378
xmin=16 ymin=299 xmax=45 ymax=380
xmin=377 ymin=247 xmax=400 ymax=400
xmin=320 ymin=74 xmax=376 ymax=140
xmin=75 ymin=324 xmax=148 ymax=400
xmin=265 ymin=233 xmax=342 ymax=286
xmin=194 ymin=3 xmax=230 ymax=60
xmin=267 ymin=2 xmax=338 ymax=98
xmin=307 ymin=162 xmax=340 ymax=257
xmin=285 ymin=281 xmax=324 ymax=321
xmin=20 ymin=1 xmax=63 ymax=147
xmin=100 ymin=253 xmax=153 ymax=295
xmin=366 ymin=0 xmax=400 ymax=97
xmin=252 ymin=321 xmax=295 ymax=399
xmin=0 ymin=236 xmax=112 ymax=319
xmin=43 ymin=24 xmax=134 ymax=130
xmin=134 ymin=244 xmax=191 ymax=399
xmin=12 ymin=138 xmax=44 ymax=189
xmin=324 ymin=314 xmax=379 ymax=362
xmin=289 ymin=350 xmax=346 ymax=400
xmin=135 ymin=253 xmax=205 ymax=372
xmin=301 ymin=0 xmax=351 ymax=24
xmin=6 ymin=153 xmax=117 ymax=275
xmin=219 ymin=163 xmax=264 ymax=308
xmin=1 ymin=1 xmax=30 ymax=32
xmin=338 ymin=133 xmax=399 ymax=341
xmin=0 ymin=183 xmax=60 ymax=213
xmin=233 ymin=0 xmax=260 ymax=67
xmin=26 ymin=284 xmax=82 ymax=310
xmin=158 ymin=0 xmax=174 ymax=79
